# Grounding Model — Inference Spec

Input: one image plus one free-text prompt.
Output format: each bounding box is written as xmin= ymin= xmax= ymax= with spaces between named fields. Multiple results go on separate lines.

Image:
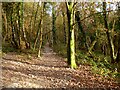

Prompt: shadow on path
xmin=2 ymin=42 xmax=120 ymax=88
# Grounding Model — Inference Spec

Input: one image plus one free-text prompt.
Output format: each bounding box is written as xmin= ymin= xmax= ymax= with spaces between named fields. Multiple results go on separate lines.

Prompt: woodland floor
xmin=1 ymin=43 xmax=120 ymax=89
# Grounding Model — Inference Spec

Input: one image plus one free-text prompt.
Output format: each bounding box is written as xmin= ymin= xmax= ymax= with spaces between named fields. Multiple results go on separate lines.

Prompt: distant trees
xmin=2 ymin=3 xmax=29 ymax=49
xmin=103 ymin=2 xmax=120 ymax=63
xmin=52 ymin=3 xmax=57 ymax=46
xmin=2 ymin=2 xmax=120 ymax=69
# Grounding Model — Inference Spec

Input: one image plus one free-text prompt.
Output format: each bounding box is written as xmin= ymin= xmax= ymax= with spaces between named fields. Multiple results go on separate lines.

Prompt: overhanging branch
xmin=72 ymin=9 xmax=118 ymax=27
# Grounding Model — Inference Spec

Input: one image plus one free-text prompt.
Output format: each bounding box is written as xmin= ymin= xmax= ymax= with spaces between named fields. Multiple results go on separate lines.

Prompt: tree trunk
xmin=116 ymin=2 xmax=120 ymax=63
xmin=11 ymin=6 xmax=19 ymax=49
xmin=21 ymin=2 xmax=29 ymax=49
xmin=52 ymin=5 xmax=57 ymax=46
xmin=38 ymin=2 xmax=45 ymax=58
xmin=75 ymin=11 xmax=88 ymax=50
xmin=116 ymin=36 xmax=120 ymax=63
xmin=2 ymin=8 xmax=8 ymax=43
xmin=0 ymin=3 xmax=2 ymax=48
xmin=62 ymin=12 xmax=66 ymax=44
xmin=103 ymin=2 xmax=114 ymax=63
xmin=33 ymin=18 xmax=42 ymax=50
xmin=28 ymin=2 xmax=35 ymax=48
xmin=66 ymin=2 xmax=77 ymax=69
xmin=33 ymin=2 xmax=40 ymax=34
xmin=17 ymin=2 xmax=21 ymax=48
xmin=33 ymin=3 xmax=44 ymax=50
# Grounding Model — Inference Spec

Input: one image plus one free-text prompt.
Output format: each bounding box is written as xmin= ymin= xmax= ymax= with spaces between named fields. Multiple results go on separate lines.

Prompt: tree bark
xmin=2 ymin=8 xmax=8 ymax=42
xmin=11 ymin=7 xmax=19 ymax=49
xmin=103 ymin=2 xmax=114 ymax=63
xmin=38 ymin=2 xmax=45 ymax=58
xmin=33 ymin=18 xmax=42 ymax=50
xmin=33 ymin=2 xmax=40 ymax=34
xmin=116 ymin=35 xmax=120 ymax=63
xmin=75 ymin=11 xmax=88 ymax=50
xmin=116 ymin=2 xmax=120 ymax=63
xmin=28 ymin=2 xmax=35 ymax=48
xmin=0 ymin=3 xmax=2 ymax=48
xmin=66 ymin=2 xmax=77 ymax=69
xmin=62 ymin=12 xmax=66 ymax=44
xmin=52 ymin=5 xmax=57 ymax=46
xmin=17 ymin=2 xmax=21 ymax=48
xmin=21 ymin=2 xmax=29 ymax=49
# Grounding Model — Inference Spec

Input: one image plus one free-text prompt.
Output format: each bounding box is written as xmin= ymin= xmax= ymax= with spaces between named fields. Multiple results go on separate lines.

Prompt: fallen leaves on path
xmin=2 ymin=45 xmax=120 ymax=89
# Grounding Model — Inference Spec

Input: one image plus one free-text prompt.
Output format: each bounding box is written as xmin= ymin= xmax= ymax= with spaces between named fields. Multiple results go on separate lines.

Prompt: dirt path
xmin=2 ymin=43 xmax=120 ymax=88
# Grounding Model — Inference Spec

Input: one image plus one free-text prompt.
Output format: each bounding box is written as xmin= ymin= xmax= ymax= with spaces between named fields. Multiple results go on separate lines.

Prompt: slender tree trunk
xmin=21 ymin=2 xmax=29 ymax=49
xmin=116 ymin=3 xmax=120 ymax=63
xmin=0 ymin=3 xmax=2 ymax=82
xmin=52 ymin=5 xmax=57 ymax=46
xmin=66 ymin=2 xmax=77 ymax=69
xmin=17 ymin=2 xmax=21 ymax=48
xmin=62 ymin=12 xmax=66 ymax=44
xmin=75 ymin=11 xmax=88 ymax=50
xmin=0 ymin=3 xmax=2 ymax=48
xmin=29 ymin=2 xmax=35 ymax=33
xmin=116 ymin=34 xmax=120 ymax=63
xmin=11 ymin=7 xmax=19 ymax=49
xmin=33 ymin=1 xmax=39 ymax=34
xmin=38 ymin=20 xmax=43 ymax=57
xmin=38 ymin=2 xmax=45 ymax=58
xmin=28 ymin=2 xmax=35 ymax=48
xmin=33 ymin=18 xmax=42 ymax=50
xmin=33 ymin=2 xmax=46 ymax=50
xmin=2 ymin=9 xmax=8 ymax=42
xmin=88 ymin=40 xmax=97 ymax=57
xmin=103 ymin=2 xmax=114 ymax=63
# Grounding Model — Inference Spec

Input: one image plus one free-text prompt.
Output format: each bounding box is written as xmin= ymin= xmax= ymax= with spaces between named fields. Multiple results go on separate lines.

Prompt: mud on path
xmin=2 ymin=43 xmax=120 ymax=88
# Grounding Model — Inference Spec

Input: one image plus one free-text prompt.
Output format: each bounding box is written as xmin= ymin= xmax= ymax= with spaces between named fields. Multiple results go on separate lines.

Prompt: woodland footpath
xmin=2 ymin=43 xmax=120 ymax=89
xmin=1 ymin=2 xmax=120 ymax=89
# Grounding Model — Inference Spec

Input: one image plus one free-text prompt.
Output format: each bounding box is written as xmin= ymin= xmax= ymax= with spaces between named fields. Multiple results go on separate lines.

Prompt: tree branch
xmin=72 ymin=9 xmax=118 ymax=27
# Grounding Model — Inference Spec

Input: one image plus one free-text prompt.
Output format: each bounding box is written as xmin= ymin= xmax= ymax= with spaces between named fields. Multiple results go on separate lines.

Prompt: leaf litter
xmin=2 ymin=44 xmax=120 ymax=89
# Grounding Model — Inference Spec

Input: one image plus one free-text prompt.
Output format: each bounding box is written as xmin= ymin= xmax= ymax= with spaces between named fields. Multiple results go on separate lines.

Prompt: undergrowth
xmin=76 ymin=51 xmax=120 ymax=83
xmin=52 ymin=42 xmax=120 ymax=81
xmin=2 ymin=43 xmax=38 ymax=55
xmin=53 ymin=42 xmax=67 ymax=58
